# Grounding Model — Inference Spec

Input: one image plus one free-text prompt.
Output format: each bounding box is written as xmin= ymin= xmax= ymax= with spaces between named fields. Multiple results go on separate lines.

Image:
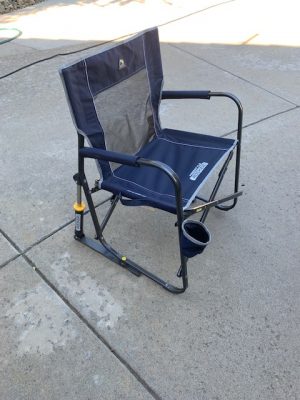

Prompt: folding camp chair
xmin=60 ymin=27 xmax=243 ymax=293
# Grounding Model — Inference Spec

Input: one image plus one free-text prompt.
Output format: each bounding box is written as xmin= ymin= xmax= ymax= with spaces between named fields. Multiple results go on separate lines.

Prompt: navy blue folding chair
xmin=60 ymin=27 xmax=243 ymax=293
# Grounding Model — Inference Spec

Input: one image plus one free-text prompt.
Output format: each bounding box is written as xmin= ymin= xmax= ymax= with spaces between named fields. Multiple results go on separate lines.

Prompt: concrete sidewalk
xmin=1 ymin=0 xmax=299 ymax=399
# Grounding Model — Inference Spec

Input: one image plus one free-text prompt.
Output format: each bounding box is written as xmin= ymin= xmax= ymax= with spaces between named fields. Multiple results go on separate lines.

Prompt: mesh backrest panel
xmin=60 ymin=27 xmax=163 ymax=178
xmin=94 ymin=68 xmax=154 ymax=169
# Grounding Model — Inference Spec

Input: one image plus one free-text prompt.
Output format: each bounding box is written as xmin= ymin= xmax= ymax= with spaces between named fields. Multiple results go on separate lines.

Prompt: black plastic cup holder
xmin=181 ymin=220 xmax=211 ymax=258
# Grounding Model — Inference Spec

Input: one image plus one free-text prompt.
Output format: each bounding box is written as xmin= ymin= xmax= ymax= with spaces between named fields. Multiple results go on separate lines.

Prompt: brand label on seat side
xmin=189 ymin=162 xmax=208 ymax=181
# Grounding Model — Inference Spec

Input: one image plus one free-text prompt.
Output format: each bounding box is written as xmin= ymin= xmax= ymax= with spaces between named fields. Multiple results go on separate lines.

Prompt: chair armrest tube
xmin=79 ymin=147 xmax=139 ymax=167
xmin=209 ymin=92 xmax=243 ymax=113
xmin=161 ymin=90 xmax=211 ymax=100
xmin=209 ymin=92 xmax=243 ymax=140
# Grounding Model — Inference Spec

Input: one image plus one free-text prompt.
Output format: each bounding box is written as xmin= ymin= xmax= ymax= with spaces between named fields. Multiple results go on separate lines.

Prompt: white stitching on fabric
xmin=160 ymin=135 xmax=234 ymax=151
xmin=126 ymin=190 xmax=147 ymax=197
xmin=83 ymin=59 xmax=94 ymax=101
xmin=112 ymin=173 xmax=189 ymax=202
xmin=111 ymin=138 xmax=236 ymax=205
xmin=142 ymin=34 xmax=159 ymax=140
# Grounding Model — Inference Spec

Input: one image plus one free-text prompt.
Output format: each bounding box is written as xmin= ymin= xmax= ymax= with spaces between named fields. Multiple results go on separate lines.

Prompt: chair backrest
xmin=60 ymin=27 xmax=163 ymax=178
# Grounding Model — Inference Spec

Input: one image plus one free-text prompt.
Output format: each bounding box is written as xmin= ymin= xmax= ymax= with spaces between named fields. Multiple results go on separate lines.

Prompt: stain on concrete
xmin=93 ymin=374 xmax=104 ymax=387
xmin=51 ymin=252 xmax=123 ymax=329
xmin=4 ymin=284 xmax=77 ymax=355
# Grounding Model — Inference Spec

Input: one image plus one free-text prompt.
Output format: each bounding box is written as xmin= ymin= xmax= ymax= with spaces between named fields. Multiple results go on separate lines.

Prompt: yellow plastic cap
xmin=73 ymin=202 xmax=86 ymax=212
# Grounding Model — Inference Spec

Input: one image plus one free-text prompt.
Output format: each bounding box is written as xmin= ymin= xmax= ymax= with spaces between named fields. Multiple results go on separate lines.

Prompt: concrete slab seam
xmin=169 ymin=44 xmax=299 ymax=107
xmin=158 ymin=0 xmax=236 ymax=30
xmin=0 ymin=254 xmax=21 ymax=270
xmin=0 ymin=220 xmax=74 ymax=269
xmin=221 ymin=105 xmax=300 ymax=137
xmin=0 ymin=227 xmax=22 ymax=269
xmin=241 ymin=34 xmax=260 ymax=45
xmin=0 ymin=227 xmax=23 ymax=254
xmin=0 ymin=197 xmax=111 ymax=269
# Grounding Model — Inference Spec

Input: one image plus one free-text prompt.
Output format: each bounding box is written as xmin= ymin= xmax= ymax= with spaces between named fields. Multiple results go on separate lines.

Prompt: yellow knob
xmin=73 ymin=202 xmax=86 ymax=212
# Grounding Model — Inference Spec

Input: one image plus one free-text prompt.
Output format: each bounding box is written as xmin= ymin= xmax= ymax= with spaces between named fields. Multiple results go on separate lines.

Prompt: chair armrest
xmin=162 ymin=90 xmax=243 ymax=143
xmin=162 ymin=90 xmax=211 ymax=100
xmin=79 ymin=147 xmax=139 ymax=167
xmin=209 ymin=92 xmax=243 ymax=142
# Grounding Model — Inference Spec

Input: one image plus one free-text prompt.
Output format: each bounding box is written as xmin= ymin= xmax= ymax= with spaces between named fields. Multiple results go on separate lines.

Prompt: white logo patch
xmin=118 ymin=58 xmax=126 ymax=70
xmin=189 ymin=162 xmax=208 ymax=181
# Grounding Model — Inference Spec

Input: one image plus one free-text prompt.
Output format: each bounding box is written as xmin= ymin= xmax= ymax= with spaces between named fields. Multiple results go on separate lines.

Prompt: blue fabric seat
xmin=101 ymin=128 xmax=236 ymax=213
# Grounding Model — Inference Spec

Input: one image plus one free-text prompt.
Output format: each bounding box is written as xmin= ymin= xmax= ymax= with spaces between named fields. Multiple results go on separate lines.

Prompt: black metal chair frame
xmin=73 ymin=90 xmax=243 ymax=294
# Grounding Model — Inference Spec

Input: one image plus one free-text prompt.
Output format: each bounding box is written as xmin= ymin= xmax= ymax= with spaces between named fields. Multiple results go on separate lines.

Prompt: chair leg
xmin=200 ymin=146 xmax=242 ymax=222
xmin=209 ymin=91 xmax=243 ymax=213
xmin=215 ymin=143 xmax=241 ymax=212
xmin=74 ymin=173 xmax=187 ymax=294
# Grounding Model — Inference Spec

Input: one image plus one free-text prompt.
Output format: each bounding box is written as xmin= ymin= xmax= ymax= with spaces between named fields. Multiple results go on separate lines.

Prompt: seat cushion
xmin=101 ymin=129 xmax=236 ymax=213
